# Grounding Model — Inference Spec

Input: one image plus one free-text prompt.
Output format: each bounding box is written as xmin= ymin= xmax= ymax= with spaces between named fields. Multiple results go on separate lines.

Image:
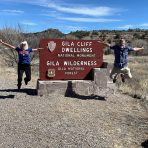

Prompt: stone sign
xmin=39 ymin=39 xmax=105 ymax=80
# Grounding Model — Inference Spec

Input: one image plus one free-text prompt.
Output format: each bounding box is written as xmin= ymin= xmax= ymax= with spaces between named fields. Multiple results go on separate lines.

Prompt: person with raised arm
xmin=0 ymin=39 xmax=43 ymax=89
xmin=100 ymin=38 xmax=144 ymax=83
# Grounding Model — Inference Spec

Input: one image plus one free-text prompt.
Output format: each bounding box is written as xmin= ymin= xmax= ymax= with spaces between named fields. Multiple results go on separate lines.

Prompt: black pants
xmin=17 ymin=63 xmax=31 ymax=86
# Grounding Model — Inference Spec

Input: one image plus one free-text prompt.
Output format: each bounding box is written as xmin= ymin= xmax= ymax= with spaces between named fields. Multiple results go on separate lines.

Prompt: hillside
xmin=23 ymin=28 xmax=148 ymax=41
xmin=0 ymin=27 xmax=148 ymax=46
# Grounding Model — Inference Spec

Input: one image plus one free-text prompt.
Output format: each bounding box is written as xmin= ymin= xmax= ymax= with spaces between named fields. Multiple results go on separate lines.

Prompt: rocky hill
xmin=24 ymin=28 xmax=148 ymax=41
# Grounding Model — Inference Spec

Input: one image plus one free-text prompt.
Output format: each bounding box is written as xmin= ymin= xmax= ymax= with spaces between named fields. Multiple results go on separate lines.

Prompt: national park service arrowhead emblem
xmin=47 ymin=41 xmax=56 ymax=52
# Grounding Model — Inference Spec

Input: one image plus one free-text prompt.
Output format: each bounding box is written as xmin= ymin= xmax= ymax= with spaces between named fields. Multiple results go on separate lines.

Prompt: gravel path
xmin=0 ymin=66 xmax=147 ymax=148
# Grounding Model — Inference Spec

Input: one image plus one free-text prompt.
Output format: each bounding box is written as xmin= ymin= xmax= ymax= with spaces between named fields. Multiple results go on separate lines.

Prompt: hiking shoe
xmin=121 ymin=74 xmax=125 ymax=83
xmin=17 ymin=84 xmax=21 ymax=90
xmin=24 ymin=78 xmax=28 ymax=85
xmin=113 ymin=78 xmax=117 ymax=83
xmin=121 ymin=77 xmax=125 ymax=83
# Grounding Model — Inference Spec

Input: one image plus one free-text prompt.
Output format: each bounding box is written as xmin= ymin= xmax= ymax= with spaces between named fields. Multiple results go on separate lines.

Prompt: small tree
xmin=69 ymin=30 xmax=90 ymax=39
xmin=0 ymin=26 xmax=25 ymax=66
xmin=114 ymin=33 xmax=121 ymax=39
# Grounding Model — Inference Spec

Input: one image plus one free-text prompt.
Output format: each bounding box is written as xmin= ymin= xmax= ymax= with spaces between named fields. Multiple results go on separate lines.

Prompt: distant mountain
xmin=23 ymin=28 xmax=148 ymax=41
xmin=24 ymin=28 xmax=65 ymax=39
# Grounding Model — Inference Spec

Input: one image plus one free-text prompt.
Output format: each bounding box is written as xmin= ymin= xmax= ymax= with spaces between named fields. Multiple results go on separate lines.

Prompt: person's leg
xmin=17 ymin=64 xmax=24 ymax=89
xmin=120 ymin=73 xmax=125 ymax=82
xmin=24 ymin=64 xmax=31 ymax=85
xmin=121 ymin=67 xmax=132 ymax=79
xmin=110 ymin=66 xmax=119 ymax=83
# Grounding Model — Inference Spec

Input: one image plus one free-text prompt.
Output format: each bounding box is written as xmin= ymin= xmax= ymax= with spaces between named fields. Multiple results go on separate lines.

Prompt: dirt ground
xmin=0 ymin=57 xmax=147 ymax=148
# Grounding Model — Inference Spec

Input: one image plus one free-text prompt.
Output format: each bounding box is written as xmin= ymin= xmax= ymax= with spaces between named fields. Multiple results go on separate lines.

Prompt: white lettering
xmin=76 ymin=54 xmax=95 ymax=57
xmin=62 ymin=41 xmax=75 ymax=46
xmin=77 ymin=41 xmax=92 ymax=46
xmin=58 ymin=67 xmax=66 ymax=70
xmin=64 ymin=61 xmax=97 ymax=66
xmin=61 ymin=47 xmax=92 ymax=53
xmin=65 ymin=71 xmax=78 ymax=75
xmin=47 ymin=61 xmax=59 ymax=66
xmin=67 ymin=67 xmax=84 ymax=71
xmin=58 ymin=54 xmax=75 ymax=57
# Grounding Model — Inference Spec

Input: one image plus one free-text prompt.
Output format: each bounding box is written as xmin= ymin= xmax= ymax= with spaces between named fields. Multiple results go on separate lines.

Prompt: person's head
xmin=116 ymin=38 xmax=126 ymax=47
xmin=20 ymin=41 xmax=28 ymax=50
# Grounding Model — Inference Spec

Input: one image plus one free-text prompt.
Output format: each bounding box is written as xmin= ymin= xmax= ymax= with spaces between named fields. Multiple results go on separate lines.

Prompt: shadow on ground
xmin=0 ymin=94 xmax=15 ymax=99
xmin=65 ymin=81 xmax=106 ymax=101
xmin=0 ymin=88 xmax=37 ymax=96
xmin=141 ymin=139 xmax=148 ymax=148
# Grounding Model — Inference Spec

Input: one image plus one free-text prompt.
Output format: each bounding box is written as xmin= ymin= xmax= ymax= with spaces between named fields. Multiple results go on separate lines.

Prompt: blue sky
xmin=0 ymin=0 xmax=148 ymax=33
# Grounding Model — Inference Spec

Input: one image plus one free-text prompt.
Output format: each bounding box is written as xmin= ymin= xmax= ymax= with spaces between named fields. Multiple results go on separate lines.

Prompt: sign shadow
xmin=141 ymin=139 xmax=148 ymax=148
xmin=65 ymin=81 xmax=106 ymax=101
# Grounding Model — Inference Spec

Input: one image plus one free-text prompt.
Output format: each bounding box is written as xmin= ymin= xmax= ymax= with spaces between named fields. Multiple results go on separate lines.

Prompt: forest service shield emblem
xmin=47 ymin=69 xmax=55 ymax=77
xmin=47 ymin=41 xmax=56 ymax=52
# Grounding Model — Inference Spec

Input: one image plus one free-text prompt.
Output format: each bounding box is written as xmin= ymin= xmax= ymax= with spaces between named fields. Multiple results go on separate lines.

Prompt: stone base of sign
xmin=37 ymin=80 xmax=95 ymax=96
xmin=37 ymin=63 xmax=114 ymax=96
xmin=93 ymin=68 xmax=107 ymax=89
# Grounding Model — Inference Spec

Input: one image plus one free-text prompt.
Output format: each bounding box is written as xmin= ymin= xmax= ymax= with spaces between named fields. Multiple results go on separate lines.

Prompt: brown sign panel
xmin=39 ymin=39 xmax=105 ymax=80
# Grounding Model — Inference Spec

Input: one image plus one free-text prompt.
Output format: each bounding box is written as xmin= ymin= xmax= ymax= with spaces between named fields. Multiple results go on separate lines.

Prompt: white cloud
xmin=63 ymin=26 xmax=87 ymax=31
xmin=1 ymin=0 xmax=47 ymax=5
xmin=118 ymin=23 xmax=148 ymax=29
xmin=21 ymin=21 xmax=38 ymax=26
xmin=57 ymin=17 xmax=121 ymax=22
xmin=0 ymin=9 xmax=24 ymax=15
xmin=0 ymin=0 xmax=122 ymax=17
xmin=140 ymin=23 xmax=148 ymax=27
xmin=117 ymin=25 xmax=134 ymax=29
xmin=1 ymin=0 xmax=122 ymax=17
xmin=47 ymin=3 xmax=119 ymax=16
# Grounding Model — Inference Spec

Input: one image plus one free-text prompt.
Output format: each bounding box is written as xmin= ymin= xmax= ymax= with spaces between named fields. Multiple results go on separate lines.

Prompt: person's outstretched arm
xmin=97 ymin=40 xmax=111 ymax=47
xmin=133 ymin=46 xmax=144 ymax=51
xmin=0 ymin=39 xmax=16 ymax=49
xmin=32 ymin=48 xmax=44 ymax=51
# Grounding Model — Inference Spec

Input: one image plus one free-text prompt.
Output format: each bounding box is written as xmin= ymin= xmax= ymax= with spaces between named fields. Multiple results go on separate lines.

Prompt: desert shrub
xmin=99 ymin=32 xmax=107 ymax=41
xmin=92 ymin=30 xmax=99 ymax=36
xmin=104 ymin=47 xmax=113 ymax=55
xmin=133 ymin=33 xmax=141 ymax=39
xmin=0 ymin=26 xmax=24 ymax=66
xmin=114 ymin=33 xmax=121 ymax=39
xmin=64 ymin=34 xmax=79 ymax=40
xmin=69 ymin=30 xmax=90 ymax=39
xmin=120 ymin=57 xmax=148 ymax=99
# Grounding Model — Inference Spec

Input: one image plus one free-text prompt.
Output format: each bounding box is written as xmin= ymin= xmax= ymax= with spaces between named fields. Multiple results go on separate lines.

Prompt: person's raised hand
xmin=141 ymin=46 xmax=144 ymax=50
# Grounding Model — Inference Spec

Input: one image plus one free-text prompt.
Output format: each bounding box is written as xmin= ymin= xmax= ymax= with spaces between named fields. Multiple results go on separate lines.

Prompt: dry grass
xmin=120 ymin=56 xmax=148 ymax=99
